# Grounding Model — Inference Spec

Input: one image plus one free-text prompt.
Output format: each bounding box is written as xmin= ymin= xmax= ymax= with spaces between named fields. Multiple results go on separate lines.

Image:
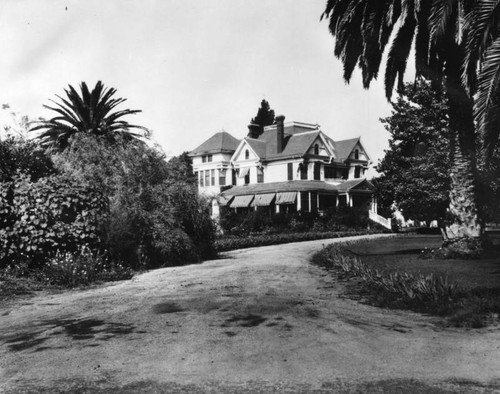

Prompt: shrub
xmin=39 ymin=245 xmax=131 ymax=287
xmin=215 ymin=230 xmax=371 ymax=251
xmin=0 ymin=173 xmax=108 ymax=268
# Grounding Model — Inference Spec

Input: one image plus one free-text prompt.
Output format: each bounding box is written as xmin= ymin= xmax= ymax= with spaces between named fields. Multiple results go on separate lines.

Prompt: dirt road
xmin=1 ymin=234 xmax=500 ymax=393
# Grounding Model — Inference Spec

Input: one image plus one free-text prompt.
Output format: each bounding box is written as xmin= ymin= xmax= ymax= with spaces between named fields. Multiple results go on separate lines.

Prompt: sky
xmin=0 ymin=0 xmax=397 ymax=174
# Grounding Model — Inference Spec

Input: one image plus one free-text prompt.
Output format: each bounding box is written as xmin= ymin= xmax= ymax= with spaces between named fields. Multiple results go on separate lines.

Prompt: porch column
xmin=347 ymin=193 xmax=353 ymax=207
xmin=308 ymin=192 xmax=312 ymax=212
xmin=297 ymin=192 xmax=302 ymax=211
xmin=276 ymin=204 xmax=280 ymax=213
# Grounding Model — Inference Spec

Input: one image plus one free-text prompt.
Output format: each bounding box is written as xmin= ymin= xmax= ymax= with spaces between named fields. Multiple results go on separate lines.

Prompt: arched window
xmin=354 ymin=149 xmax=359 ymax=160
xmin=314 ymin=144 xmax=319 ymax=155
xmin=245 ymin=149 xmax=249 ymax=160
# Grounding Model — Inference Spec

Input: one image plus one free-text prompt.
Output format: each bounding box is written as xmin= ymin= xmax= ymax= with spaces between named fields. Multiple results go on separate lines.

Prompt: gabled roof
xmin=332 ymin=137 xmax=360 ymax=162
xmin=336 ymin=178 xmax=374 ymax=192
xmin=189 ymin=131 xmax=240 ymax=156
xmin=256 ymin=129 xmax=328 ymax=160
xmin=245 ymin=138 xmax=267 ymax=158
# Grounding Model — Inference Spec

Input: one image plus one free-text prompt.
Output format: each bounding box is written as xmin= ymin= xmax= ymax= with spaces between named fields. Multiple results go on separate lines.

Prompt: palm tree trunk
xmin=443 ymin=46 xmax=484 ymax=242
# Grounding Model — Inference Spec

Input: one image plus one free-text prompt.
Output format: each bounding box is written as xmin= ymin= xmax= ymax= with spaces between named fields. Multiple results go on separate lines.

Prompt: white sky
xmin=0 ymin=0 xmax=396 ymax=172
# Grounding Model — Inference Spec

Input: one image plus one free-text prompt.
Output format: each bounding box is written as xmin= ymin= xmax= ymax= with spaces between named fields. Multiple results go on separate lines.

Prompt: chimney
xmin=276 ymin=114 xmax=285 ymax=153
xmin=247 ymin=123 xmax=261 ymax=139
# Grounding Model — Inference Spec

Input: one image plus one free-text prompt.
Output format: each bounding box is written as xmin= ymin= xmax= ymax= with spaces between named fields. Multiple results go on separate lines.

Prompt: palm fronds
xmin=31 ymin=81 xmax=149 ymax=151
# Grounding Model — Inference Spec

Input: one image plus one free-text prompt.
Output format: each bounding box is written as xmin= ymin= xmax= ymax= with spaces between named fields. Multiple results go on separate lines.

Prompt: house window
xmin=300 ymin=163 xmax=308 ymax=180
xmin=204 ymin=170 xmax=210 ymax=186
xmin=219 ymin=169 xmax=226 ymax=186
xmin=232 ymin=169 xmax=237 ymax=185
xmin=257 ymin=167 xmax=264 ymax=183
xmin=314 ymin=144 xmax=319 ymax=155
xmin=314 ymin=162 xmax=321 ymax=180
xmin=324 ymin=166 xmax=334 ymax=179
xmin=300 ymin=192 xmax=309 ymax=212
xmin=244 ymin=172 xmax=250 ymax=185
xmin=245 ymin=149 xmax=249 ymax=160
xmin=355 ymin=166 xmax=361 ymax=178
xmin=202 ymin=154 xmax=213 ymax=163
xmin=287 ymin=163 xmax=293 ymax=180
xmin=211 ymin=169 xmax=215 ymax=185
xmin=199 ymin=171 xmax=204 ymax=187
xmin=311 ymin=191 xmax=318 ymax=212
xmin=354 ymin=149 xmax=359 ymax=160
xmin=342 ymin=169 xmax=348 ymax=179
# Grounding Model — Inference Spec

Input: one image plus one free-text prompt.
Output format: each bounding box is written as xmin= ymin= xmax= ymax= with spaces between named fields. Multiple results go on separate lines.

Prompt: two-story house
xmin=189 ymin=115 xmax=388 ymax=226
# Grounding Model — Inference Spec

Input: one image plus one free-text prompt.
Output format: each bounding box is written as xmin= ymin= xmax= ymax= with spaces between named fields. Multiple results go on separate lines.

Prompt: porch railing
xmin=369 ymin=211 xmax=392 ymax=230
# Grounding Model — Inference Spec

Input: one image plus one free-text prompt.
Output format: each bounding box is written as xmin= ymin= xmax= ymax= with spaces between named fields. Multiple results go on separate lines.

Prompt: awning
xmin=238 ymin=167 xmax=250 ymax=178
xmin=251 ymin=193 xmax=276 ymax=207
xmin=230 ymin=195 xmax=254 ymax=208
xmin=218 ymin=195 xmax=233 ymax=206
xmin=275 ymin=192 xmax=297 ymax=205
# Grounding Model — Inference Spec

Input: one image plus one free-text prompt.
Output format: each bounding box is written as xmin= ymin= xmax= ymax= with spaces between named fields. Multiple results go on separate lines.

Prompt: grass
xmin=312 ymin=234 xmax=500 ymax=328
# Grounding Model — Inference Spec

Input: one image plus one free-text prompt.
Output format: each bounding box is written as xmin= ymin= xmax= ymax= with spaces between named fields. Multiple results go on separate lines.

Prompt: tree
xmin=31 ymin=81 xmax=149 ymax=151
xmin=164 ymin=151 xmax=197 ymax=186
xmin=321 ymin=0 xmax=493 ymax=247
xmin=249 ymin=99 xmax=275 ymax=136
xmin=0 ymin=110 xmax=54 ymax=182
xmin=376 ymin=79 xmax=450 ymax=228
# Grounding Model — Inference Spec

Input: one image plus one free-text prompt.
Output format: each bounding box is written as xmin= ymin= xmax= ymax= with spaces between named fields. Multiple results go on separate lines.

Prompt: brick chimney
xmin=276 ymin=115 xmax=285 ymax=153
xmin=247 ymin=123 xmax=261 ymax=139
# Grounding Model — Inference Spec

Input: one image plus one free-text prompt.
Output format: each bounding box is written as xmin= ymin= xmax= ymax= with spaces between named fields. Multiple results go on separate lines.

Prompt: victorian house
xmin=189 ymin=115 xmax=390 ymax=228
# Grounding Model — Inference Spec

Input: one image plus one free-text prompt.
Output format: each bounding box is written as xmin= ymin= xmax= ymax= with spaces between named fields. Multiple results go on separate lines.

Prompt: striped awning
xmin=218 ymin=195 xmax=233 ymax=206
xmin=230 ymin=195 xmax=254 ymax=208
xmin=238 ymin=167 xmax=250 ymax=178
xmin=251 ymin=193 xmax=276 ymax=207
xmin=275 ymin=192 xmax=297 ymax=205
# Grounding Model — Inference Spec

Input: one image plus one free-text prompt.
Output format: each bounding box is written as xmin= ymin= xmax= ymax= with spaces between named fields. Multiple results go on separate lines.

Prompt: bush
xmin=0 ymin=173 xmax=108 ymax=268
xmin=215 ymin=230 xmax=371 ymax=251
xmin=3 ymin=245 xmax=132 ymax=288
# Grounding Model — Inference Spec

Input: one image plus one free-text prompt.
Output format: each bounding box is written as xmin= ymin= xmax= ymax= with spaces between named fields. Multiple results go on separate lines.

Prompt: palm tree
xmin=461 ymin=1 xmax=500 ymax=161
xmin=31 ymin=81 xmax=149 ymax=151
xmin=322 ymin=0 xmax=485 ymax=244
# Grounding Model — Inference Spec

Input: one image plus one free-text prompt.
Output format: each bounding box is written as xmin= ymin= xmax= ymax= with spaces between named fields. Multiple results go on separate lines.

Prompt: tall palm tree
xmin=322 ymin=0 xmax=485 ymax=243
xmin=31 ymin=81 xmax=149 ymax=151
xmin=461 ymin=1 xmax=500 ymax=161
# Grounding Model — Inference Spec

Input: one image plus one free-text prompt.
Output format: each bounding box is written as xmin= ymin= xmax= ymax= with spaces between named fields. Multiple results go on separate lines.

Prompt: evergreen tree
xmin=249 ymin=99 xmax=275 ymax=136
xmin=376 ymin=79 xmax=450 ymax=228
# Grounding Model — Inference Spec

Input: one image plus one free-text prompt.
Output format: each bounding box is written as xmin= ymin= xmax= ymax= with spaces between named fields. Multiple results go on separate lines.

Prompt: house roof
xmin=220 ymin=179 xmax=373 ymax=197
xmin=255 ymin=129 xmax=322 ymax=160
xmin=332 ymin=137 xmax=360 ymax=162
xmin=245 ymin=138 xmax=267 ymax=158
xmin=189 ymin=131 xmax=240 ymax=156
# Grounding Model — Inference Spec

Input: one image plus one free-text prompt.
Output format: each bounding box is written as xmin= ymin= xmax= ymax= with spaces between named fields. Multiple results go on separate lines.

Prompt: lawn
xmin=312 ymin=232 xmax=500 ymax=327
xmin=344 ymin=234 xmax=500 ymax=289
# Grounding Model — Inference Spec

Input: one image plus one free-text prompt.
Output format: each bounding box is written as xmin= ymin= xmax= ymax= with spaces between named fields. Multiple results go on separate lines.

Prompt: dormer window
xmin=245 ymin=149 xmax=250 ymax=160
xmin=314 ymin=144 xmax=319 ymax=155
xmin=354 ymin=149 xmax=359 ymax=160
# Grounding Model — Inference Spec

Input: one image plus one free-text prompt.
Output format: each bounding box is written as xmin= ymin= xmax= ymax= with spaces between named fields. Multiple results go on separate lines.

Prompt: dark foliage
xmin=249 ymin=99 xmax=275 ymax=136
xmin=0 ymin=174 xmax=108 ymax=268
xmin=376 ymin=78 xmax=450 ymax=226
xmin=0 ymin=137 xmax=55 ymax=182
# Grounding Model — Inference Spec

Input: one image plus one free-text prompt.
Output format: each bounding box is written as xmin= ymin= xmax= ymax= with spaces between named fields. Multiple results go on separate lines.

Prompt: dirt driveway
xmin=1 ymin=234 xmax=500 ymax=393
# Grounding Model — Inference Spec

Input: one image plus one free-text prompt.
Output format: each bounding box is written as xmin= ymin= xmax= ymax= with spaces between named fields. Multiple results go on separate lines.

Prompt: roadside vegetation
xmin=0 ymin=82 xmax=216 ymax=295
xmin=312 ymin=235 xmax=500 ymax=328
xmin=215 ymin=207 xmax=388 ymax=251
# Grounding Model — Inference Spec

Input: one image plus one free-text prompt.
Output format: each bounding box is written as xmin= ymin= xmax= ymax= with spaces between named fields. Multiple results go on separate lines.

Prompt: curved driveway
xmin=1 ymin=234 xmax=500 ymax=393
